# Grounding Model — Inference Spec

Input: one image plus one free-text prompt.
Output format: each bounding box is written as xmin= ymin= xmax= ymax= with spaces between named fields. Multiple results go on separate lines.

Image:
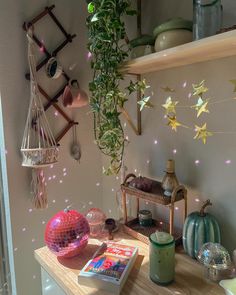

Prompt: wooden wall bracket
xmin=23 ymin=5 xmax=78 ymax=144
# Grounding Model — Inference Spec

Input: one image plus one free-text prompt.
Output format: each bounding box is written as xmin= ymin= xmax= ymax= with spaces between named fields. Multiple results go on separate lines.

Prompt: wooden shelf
xmin=121 ymin=181 xmax=185 ymax=206
xmin=121 ymin=30 xmax=236 ymax=75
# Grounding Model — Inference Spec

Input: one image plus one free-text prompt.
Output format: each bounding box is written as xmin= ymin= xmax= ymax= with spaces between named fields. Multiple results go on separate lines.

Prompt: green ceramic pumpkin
xmin=183 ymin=199 xmax=221 ymax=259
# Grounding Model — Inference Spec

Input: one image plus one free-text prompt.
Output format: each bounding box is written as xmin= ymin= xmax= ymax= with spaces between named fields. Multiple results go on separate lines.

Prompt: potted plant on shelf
xmin=86 ymin=0 xmax=148 ymax=175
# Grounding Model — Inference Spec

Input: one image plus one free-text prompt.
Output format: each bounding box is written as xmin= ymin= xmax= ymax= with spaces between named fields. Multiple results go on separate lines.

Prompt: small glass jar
xmin=138 ymin=210 xmax=152 ymax=227
xmin=149 ymin=232 xmax=175 ymax=285
xmin=193 ymin=0 xmax=222 ymax=40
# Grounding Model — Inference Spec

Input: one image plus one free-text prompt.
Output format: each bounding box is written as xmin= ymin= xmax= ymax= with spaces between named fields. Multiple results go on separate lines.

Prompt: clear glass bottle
xmin=193 ymin=0 xmax=222 ymax=40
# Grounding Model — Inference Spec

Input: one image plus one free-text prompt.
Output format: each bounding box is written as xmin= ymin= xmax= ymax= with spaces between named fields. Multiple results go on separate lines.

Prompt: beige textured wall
xmin=102 ymin=0 xmax=236 ymax=255
xmin=0 ymin=1 xmax=102 ymax=294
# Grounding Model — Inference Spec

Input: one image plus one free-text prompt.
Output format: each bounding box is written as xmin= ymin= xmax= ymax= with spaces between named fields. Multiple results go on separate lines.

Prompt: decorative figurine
xmin=183 ymin=199 xmax=221 ymax=259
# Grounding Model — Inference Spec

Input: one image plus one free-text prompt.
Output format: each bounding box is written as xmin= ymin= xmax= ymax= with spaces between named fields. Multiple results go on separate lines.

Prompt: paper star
xmin=167 ymin=116 xmax=182 ymax=132
xmin=161 ymin=86 xmax=175 ymax=93
xmin=138 ymin=96 xmax=153 ymax=111
xmin=194 ymin=123 xmax=213 ymax=144
xmin=191 ymin=97 xmax=210 ymax=117
xmin=192 ymin=80 xmax=208 ymax=96
xmin=162 ymin=97 xmax=178 ymax=114
xmin=229 ymin=80 xmax=236 ymax=92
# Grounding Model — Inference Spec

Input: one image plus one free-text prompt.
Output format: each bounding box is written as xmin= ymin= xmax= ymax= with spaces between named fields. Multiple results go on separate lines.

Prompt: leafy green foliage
xmin=86 ymin=0 xmax=147 ymax=175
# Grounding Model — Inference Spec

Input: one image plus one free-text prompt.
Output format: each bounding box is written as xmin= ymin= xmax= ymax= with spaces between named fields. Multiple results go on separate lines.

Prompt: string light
xmin=195 ymin=198 xmax=200 ymax=202
xmin=154 ymin=139 xmax=158 ymax=144
xmin=183 ymin=81 xmax=187 ymax=88
xmin=22 ymin=227 xmax=26 ymax=232
xmin=173 ymin=149 xmax=177 ymax=154
xmin=225 ymin=159 xmax=232 ymax=165
xmin=54 ymin=111 xmax=58 ymax=117
xmin=195 ymin=160 xmax=200 ymax=165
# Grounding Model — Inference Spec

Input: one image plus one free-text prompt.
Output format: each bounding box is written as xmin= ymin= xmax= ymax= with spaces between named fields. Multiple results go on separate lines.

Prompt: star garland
xmin=194 ymin=123 xmax=213 ymax=144
xmin=162 ymin=97 xmax=178 ymax=115
xmin=138 ymin=79 xmax=236 ymax=144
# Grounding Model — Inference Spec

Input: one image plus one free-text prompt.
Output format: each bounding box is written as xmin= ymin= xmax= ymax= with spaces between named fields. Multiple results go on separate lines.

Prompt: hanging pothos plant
xmin=86 ymin=0 xmax=148 ymax=175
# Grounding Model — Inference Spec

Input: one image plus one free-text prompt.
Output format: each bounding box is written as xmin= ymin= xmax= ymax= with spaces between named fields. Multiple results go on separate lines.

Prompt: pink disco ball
xmin=85 ymin=208 xmax=106 ymax=237
xmin=45 ymin=209 xmax=90 ymax=258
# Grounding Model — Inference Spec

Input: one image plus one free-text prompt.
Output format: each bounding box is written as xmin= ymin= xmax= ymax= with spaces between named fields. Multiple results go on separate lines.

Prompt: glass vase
xmin=193 ymin=0 xmax=223 ymax=40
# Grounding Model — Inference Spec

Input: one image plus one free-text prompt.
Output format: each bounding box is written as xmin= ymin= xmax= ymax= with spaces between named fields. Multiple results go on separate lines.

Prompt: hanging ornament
xmin=161 ymin=86 xmax=175 ymax=93
xmin=70 ymin=125 xmax=82 ymax=162
xmin=191 ymin=97 xmax=210 ymax=117
xmin=167 ymin=115 xmax=182 ymax=131
xmin=162 ymin=96 xmax=179 ymax=115
xmin=194 ymin=123 xmax=213 ymax=144
xmin=21 ymin=28 xmax=59 ymax=209
xmin=192 ymin=80 xmax=208 ymax=96
xmin=138 ymin=96 xmax=153 ymax=111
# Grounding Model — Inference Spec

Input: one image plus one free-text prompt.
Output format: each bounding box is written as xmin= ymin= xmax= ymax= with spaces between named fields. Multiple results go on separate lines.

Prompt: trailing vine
xmin=86 ymin=0 xmax=148 ymax=175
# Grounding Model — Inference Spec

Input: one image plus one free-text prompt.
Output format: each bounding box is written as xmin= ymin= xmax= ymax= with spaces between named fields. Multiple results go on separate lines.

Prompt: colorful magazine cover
xmin=84 ymin=254 xmax=129 ymax=280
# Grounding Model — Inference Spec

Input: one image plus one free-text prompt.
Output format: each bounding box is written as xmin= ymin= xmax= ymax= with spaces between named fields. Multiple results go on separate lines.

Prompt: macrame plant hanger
xmin=21 ymin=28 xmax=59 ymax=209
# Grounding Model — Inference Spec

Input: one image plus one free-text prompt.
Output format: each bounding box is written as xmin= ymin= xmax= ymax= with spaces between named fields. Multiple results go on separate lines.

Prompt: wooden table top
xmin=35 ymin=231 xmax=225 ymax=295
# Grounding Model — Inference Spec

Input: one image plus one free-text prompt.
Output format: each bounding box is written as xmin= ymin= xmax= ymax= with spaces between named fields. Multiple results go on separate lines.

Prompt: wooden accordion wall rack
xmin=23 ymin=4 xmax=78 ymax=144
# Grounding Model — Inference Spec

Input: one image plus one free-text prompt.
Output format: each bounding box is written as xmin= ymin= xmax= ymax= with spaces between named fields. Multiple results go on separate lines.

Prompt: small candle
xmin=138 ymin=210 xmax=152 ymax=227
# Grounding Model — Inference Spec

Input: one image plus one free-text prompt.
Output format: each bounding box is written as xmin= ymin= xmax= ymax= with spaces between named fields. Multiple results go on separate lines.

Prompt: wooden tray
xmin=121 ymin=178 xmax=185 ymax=206
xmin=123 ymin=218 xmax=182 ymax=245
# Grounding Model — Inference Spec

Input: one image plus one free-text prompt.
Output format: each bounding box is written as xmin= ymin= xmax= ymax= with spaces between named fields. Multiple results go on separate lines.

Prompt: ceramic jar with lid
xmin=149 ymin=231 xmax=175 ymax=285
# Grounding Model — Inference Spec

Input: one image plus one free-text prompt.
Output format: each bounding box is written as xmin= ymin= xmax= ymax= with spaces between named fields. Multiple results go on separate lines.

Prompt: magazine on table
xmin=78 ymin=241 xmax=139 ymax=294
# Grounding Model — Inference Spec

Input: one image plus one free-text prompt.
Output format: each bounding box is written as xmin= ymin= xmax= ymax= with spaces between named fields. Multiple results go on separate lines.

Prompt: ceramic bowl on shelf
xmin=154 ymin=29 xmax=192 ymax=52
xmin=130 ymin=45 xmax=154 ymax=59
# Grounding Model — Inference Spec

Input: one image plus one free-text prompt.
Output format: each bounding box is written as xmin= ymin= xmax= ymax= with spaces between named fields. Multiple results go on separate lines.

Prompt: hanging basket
xmin=21 ymin=147 xmax=59 ymax=168
xmin=21 ymin=28 xmax=59 ymax=209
